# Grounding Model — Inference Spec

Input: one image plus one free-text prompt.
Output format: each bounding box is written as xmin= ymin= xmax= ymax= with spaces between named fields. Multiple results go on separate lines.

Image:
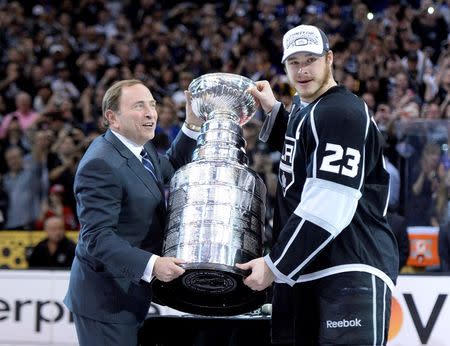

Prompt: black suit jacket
xmin=64 ymin=129 xmax=196 ymax=324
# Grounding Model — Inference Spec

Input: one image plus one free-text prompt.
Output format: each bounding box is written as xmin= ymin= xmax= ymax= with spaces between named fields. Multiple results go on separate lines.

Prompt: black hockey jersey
xmin=263 ymin=86 xmax=398 ymax=289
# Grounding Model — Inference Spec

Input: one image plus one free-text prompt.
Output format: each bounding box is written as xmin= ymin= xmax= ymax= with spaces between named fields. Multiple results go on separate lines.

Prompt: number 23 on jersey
xmin=319 ymin=143 xmax=361 ymax=178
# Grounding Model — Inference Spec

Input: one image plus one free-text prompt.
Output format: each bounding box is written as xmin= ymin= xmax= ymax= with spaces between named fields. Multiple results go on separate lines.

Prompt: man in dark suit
xmin=64 ymin=79 xmax=202 ymax=345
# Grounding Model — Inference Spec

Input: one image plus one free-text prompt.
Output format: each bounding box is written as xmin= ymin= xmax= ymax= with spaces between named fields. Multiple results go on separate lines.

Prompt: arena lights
xmin=367 ymin=12 xmax=374 ymax=20
xmin=428 ymin=6 xmax=435 ymax=14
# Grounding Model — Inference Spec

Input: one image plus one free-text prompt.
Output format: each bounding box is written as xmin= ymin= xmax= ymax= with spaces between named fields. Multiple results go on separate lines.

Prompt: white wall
xmin=0 ymin=270 xmax=449 ymax=345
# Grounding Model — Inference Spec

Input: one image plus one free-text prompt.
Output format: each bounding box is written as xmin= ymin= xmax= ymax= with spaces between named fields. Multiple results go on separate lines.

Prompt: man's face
xmin=34 ymin=130 xmax=51 ymax=149
xmin=5 ymin=147 xmax=23 ymax=172
xmin=395 ymin=73 xmax=408 ymax=91
xmin=45 ymin=218 xmax=65 ymax=243
xmin=107 ymin=84 xmax=158 ymax=145
xmin=375 ymin=104 xmax=391 ymax=123
xmin=16 ymin=93 xmax=31 ymax=112
xmin=285 ymin=51 xmax=333 ymax=103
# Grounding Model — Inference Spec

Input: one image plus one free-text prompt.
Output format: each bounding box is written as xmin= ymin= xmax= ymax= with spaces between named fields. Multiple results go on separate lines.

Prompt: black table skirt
xmin=138 ymin=314 xmax=271 ymax=346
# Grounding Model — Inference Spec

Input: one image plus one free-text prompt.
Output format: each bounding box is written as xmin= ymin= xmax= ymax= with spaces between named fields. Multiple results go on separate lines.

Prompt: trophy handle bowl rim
xmin=188 ymin=72 xmax=256 ymax=89
xmin=188 ymin=73 xmax=257 ymax=126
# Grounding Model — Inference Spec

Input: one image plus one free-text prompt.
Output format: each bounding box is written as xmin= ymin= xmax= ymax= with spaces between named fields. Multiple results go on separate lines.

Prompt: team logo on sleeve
xmin=279 ymin=136 xmax=296 ymax=196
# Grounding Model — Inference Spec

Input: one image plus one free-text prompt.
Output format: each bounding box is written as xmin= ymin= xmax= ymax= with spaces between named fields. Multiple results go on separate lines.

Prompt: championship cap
xmin=281 ymin=25 xmax=330 ymax=63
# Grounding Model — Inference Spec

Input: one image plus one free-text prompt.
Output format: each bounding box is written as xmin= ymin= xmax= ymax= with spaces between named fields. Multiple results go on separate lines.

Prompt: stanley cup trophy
xmin=152 ymin=73 xmax=267 ymax=316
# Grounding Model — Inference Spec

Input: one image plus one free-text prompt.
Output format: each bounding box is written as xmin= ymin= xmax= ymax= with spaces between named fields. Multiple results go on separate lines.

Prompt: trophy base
xmin=152 ymin=263 xmax=266 ymax=316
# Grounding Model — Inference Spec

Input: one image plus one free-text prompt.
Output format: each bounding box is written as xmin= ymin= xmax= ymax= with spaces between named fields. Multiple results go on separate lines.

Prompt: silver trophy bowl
xmin=152 ymin=73 xmax=267 ymax=315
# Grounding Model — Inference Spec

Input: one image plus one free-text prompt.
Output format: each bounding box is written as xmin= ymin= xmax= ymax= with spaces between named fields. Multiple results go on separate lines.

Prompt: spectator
xmin=436 ymin=65 xmax=450 ymax=105
xmin=422 ymin=101 xmax=442 ymax=119
xmin=0 ymin=176 xmax=8 ymax=229
xmin=2 ymin=146 xmax=46 ymax=229
xmin=389 ymin=71 xmax=421 ymax=110
xmin=23 ymin=128 xmax=53 ymax=187
xmin=408 ymin=143 xmax=443 ymax=226
xmin=362 ymin=92 xmax=376 ymax=113
xmin=434 ymin=164 xmax=450 ymax=226
xmin=27 ymin=215 xmax=76 ymax=268
xmin=154 ymin=98 xmax=181 ymax=152
xmin=0 ymin=92 xmax=40 ymax=139
xmin=411 ymin=3 xmax=448 ymax=63
xmin=48 ymin=128 xmax=83 ymax=213
xmin=385 ymin=154 xmax=410 ymax=271
xmin=171 ymin=71 xmax=193 ymax=114
xmin=35 ymin=184 xmax=78 ymax=231
xmin=0 ymin=62 xmax=30 ymax=111
xmin=0 ymin=116 xmax=30 ymax=173
xmin=401 ymin=36 xmax=433 ymax=86
xmin=33 ymin=82 xmax=53 ymax=114
xmin=51 ymin=63 xmax=80 ymax=101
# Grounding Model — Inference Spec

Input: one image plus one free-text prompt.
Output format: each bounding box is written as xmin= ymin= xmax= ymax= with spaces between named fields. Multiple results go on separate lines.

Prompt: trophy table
xmin=152 ymin=73 xmax=267 ymax=316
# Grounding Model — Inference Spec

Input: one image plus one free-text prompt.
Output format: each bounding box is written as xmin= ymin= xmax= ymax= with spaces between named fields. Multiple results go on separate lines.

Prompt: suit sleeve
xmin=265 ymin=95 xmax=369 ymax=285
xmin=75 ymin=157 xmax=151 ymax=284
xmin=159 ymin=128 xmax=198 ymax=184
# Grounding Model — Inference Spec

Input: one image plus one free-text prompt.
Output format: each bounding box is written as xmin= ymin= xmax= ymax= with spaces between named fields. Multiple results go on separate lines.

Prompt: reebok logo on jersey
xmin=326 ymin=318 xmax=362 ymax=328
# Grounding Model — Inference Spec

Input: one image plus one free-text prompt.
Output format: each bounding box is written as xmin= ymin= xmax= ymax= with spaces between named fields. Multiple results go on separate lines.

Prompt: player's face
xmin=108 ymin=83 xmax=158 ymax=145
xmin=285 ymin=51 xmax=334 ymax=103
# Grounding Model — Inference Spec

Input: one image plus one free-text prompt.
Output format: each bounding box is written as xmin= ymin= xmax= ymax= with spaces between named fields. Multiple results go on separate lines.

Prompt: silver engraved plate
xmin=152 ymin=73 xmax=267 ymax=315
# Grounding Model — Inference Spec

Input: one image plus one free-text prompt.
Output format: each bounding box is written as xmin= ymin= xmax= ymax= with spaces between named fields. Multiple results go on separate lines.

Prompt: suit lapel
xmin=104 ymin=130 xmax=162 ymax=200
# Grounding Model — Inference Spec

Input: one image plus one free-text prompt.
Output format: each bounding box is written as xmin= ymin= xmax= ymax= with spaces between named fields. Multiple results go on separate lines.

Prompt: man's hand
xmin=236 ymin=257 xmax=274 ymax=291
xmin=153 ymin=257 xmax=186 ymax=282
xmin=184 ymin=90 xmax=203 ymax=128
xmin=247 ymin=80 xmax=278 ymax=114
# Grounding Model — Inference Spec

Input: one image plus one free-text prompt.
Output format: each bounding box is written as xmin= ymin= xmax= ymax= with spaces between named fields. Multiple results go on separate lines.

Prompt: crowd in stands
xmin=0 ymin=0 xmax=449 ymax=271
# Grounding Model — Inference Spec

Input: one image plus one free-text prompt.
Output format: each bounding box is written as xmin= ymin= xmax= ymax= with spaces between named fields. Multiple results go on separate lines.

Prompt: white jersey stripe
xmin=295 ymin=109 xmax=307 ymax=140
xmin=372 ymin=275 xmax=377 ymax=346
xmin=381 ymin=283 xmax=387 ymax=345
xmin=273 ymin=219 xmax=306 ymax=266
xmin=295 ymin=177 xmax=361 ymax=237
xmin=363 ymin=102 xmax=370 ymax=138
xmin=272 ymin=263 xmax=396 ymax=291
xmin=288 ymin=234 xmax=333 ymax=279
xmin=358 ymin=102 xmax=370 ymax=191
xmin=382 ymin=156 xmax=390 ymax=216
xmin=309 ymin=99 xmax=322 ymax=179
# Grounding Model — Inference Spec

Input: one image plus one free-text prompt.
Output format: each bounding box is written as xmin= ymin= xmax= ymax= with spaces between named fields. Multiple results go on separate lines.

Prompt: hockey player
xmin=236 ymin=24 xmax=399 ymax=345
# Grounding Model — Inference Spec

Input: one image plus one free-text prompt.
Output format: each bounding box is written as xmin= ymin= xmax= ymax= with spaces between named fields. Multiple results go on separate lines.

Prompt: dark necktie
xmin=140 ymin=149 xmax=166 ymax=203
xmin=140 ymin=149 xmax=158 ymax=182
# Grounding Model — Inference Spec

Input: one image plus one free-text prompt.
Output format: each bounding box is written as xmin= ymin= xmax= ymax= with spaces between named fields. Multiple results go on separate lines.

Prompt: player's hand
xmin=153 ymin=257 xmax=186 ymax=282
xmin=247 ymin=80 xmax=278 ymax=114
xmin=236 ymin=257 xmax=274 ymax=291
